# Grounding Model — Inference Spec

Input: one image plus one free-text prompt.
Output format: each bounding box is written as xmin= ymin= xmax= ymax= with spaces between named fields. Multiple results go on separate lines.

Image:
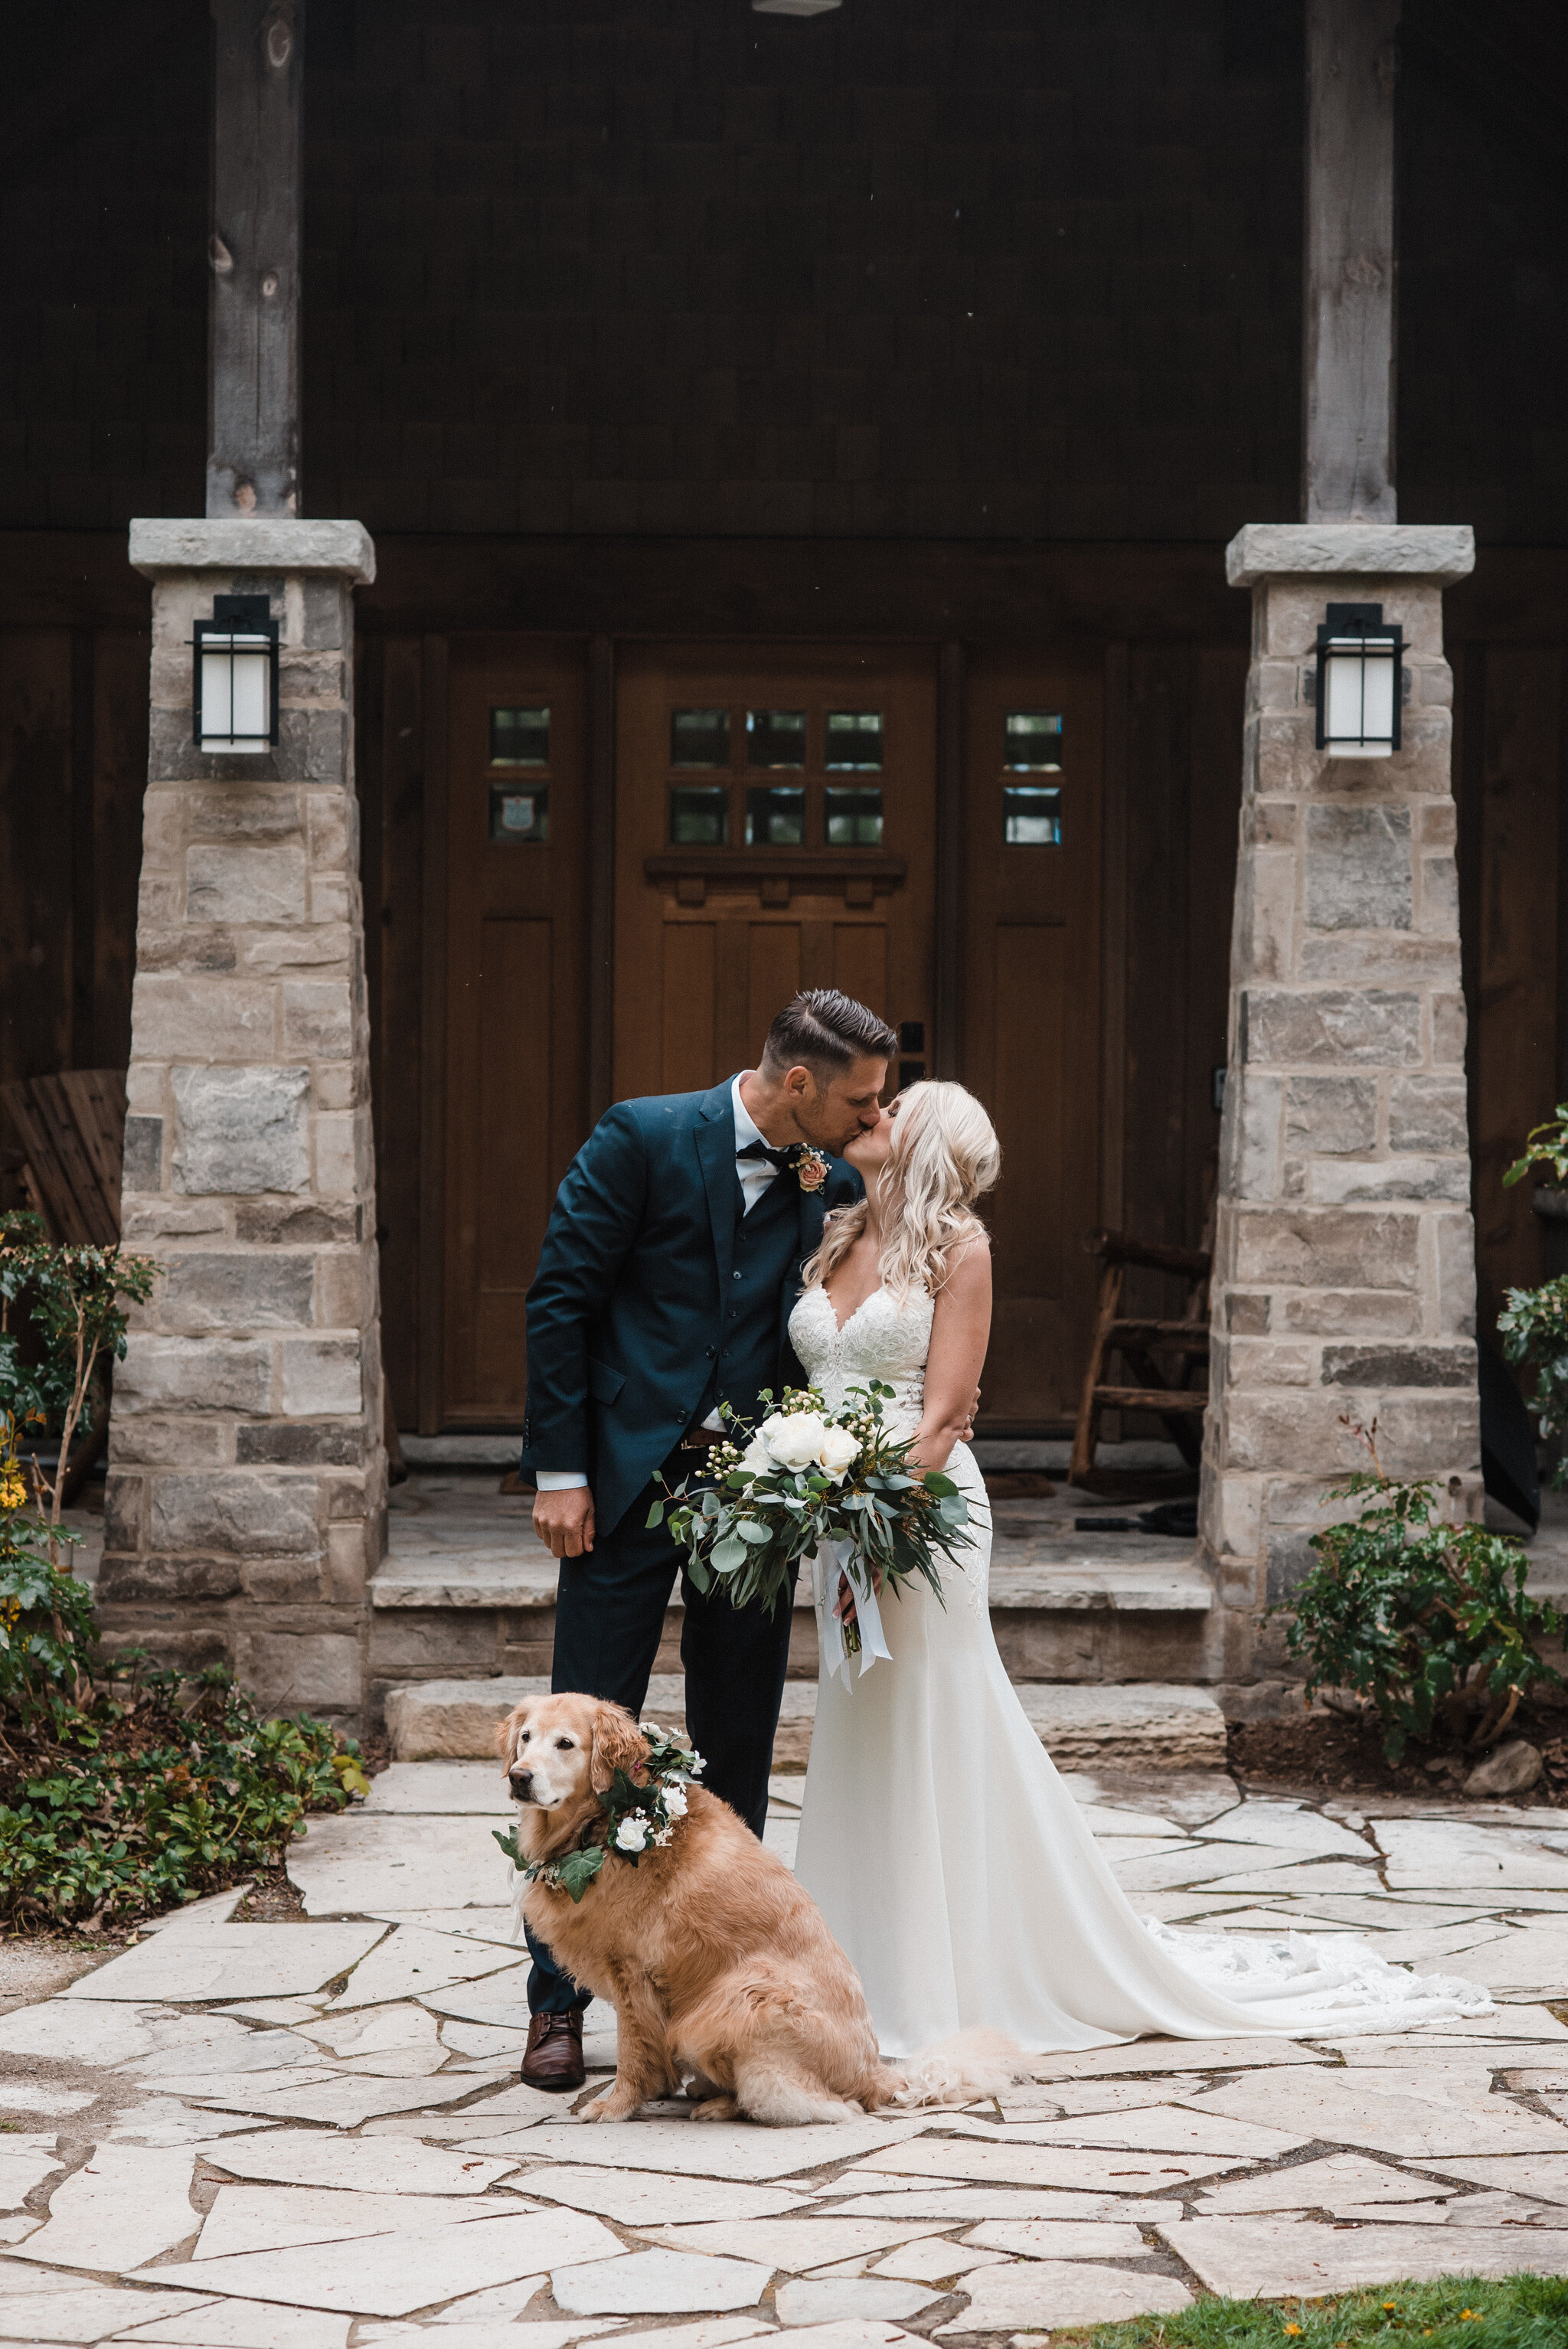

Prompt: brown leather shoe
xmin=521 ymin=2010 xmax=585 ymax=2092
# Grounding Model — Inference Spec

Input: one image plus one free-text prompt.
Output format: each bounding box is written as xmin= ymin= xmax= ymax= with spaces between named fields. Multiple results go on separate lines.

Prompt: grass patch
xmin=1060 ymin=2275 xmax=1568 ymax=2349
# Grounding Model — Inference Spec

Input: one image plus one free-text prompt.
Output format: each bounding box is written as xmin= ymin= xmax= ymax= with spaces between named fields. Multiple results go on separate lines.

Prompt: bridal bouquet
xmin=649 ymin=1382 xmax=972 ymax=1681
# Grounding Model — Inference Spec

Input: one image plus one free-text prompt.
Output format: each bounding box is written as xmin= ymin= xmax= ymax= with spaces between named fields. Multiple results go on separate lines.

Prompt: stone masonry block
xmin=1225 ymin=1339 xmax=1314 ymax=1387
xmin=1285 ymin=1076 xmax=1377 ymax=1155
xmin=1435 ymin=1211 xmax=1478 ymax=1338
xmin=159 ymin=1252 xmax=315 ymax=1332
xmin=122 ymin=1201 xmax=226 ymax=1240
xmin=1298 ymin=934 xmax=1459 ymax=985
xmin=103 ymin=1469 xmax=145 ymax=1553
xmin=117 ymin=1335 xmax=272 ymax=1416
xmin=182 ymin=787 xmax=303 ymax=841
xmin=312 ymin=1063 xmax=361 ymax=1112
xmin=315 ymin=1109 xmax=368 ymax=1197
xmin=315 ymin=1249 xmax=373 ymax=1328
xmin=111 ymin=1415 xmax=230 ymax=1467
xmin=1242 ymin=988 xmax=1421 ymax=1068
xmin=306 ymin=792 xmax=352 ymax=871
xmin=1220 ymin=1389 xmax=1372 ymax=1475
xmin=122 ymin=1116 xmax=164 ymax=1192
xmin=1371 ymin=1391 xmax=1481 ymax=1473
xmin=1305 ymin=1155 xmax=1470 ymax=1205
xmin=1303 ymin=804 xmax=1413 ymax=933
xmin=280 ymin=1335 xmax=363 ymax=1416
xmin=1432 ymin=994 xmax=1468 ymax=1063
xmin=326 ymin=1520 xmax=371 ymax=1605
xmin=310 ymin=876 xmax=351 ymax=925
xmin=151 ymin=1470 xmax=321 ymax=1557
xmin=131 ymin=973 xmax=275 ymax=1060
xmin=1235 ymin=851 xmax=1295 ymax=985
xmin=1390 ymin=1076 xmax=1469 ymax=1153
xmin=1321 ymin=1342 xmax=1477 ymax=1388
xmin=1225 ymin=1292 xmax=1271 ymax=1335
xmin=1281 ymin=1289 xmax=1423 ymax=1338
xmin=243 ymin=923 xmax=352 ymax=972
xmin=282 ymin=980 xmax=354 ymax=1059
xmin=237 ymin=1419 xmax=366 ymax=1465
xmin=172 ymin=1065 xmax=310 ymax=1196
xmin=235 ymin=1200 xmax=360 ymax=1244
xmin=1233 ymin=1207 xmax=1421 ymax=1289
xmin=1219 ymin=1071 xmax=1282 ymax=1200
xmin=237 ymin=1631 xmax=361 ymax=1714
xmin=186 ymin=844 xmax=308 ymax=926
xmin=1419 ymin=854 xmax=1460 ymax=935
xmin=97 ymin=1553 xmax=245 ymax=1603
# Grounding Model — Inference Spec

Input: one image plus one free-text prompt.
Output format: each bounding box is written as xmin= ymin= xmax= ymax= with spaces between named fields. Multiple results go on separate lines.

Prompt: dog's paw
xmin=580 ymin=2090 xmax=639 ymax=2123
xmin=690 ymin=2093 xmax=740 ymax=2122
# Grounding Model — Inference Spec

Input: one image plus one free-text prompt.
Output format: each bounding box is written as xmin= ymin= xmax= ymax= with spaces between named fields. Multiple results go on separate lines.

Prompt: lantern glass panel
xmin=200 ymin=635 xmax=272 ymax=751
xmin=1324 ymin=636 xmax=1396 ymax=757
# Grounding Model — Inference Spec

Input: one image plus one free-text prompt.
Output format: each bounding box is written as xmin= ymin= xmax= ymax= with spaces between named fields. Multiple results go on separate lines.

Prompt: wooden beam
xmin=586 ymin=635 xmax=616 ymax=1124
xmin=416 ymin=633 xmax=449 ymax=1436
xmin=933 ymin=640 xmax=965 ymax=1080
xmin=207 ymin=1 xmax=302 ymax=516
xmin=1302 ymin=0 xmax=1400 ymax=522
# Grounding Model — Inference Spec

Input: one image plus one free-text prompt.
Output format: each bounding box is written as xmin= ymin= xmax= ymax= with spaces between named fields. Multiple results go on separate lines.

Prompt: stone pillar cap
xmin=129 ymin=518 xmax=376 ymax=584
xmin=1226 ymin=521 xmax=1475 ymax=589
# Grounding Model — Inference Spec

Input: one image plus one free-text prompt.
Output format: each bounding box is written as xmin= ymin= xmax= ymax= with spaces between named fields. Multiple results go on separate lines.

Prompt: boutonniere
xmin=792 ymin=1146 xmax=830 ymax=1193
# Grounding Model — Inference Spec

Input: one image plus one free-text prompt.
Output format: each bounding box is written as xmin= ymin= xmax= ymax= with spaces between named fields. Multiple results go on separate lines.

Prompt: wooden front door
xmin=441 ymin=640 xmax=590 ymax=1425
xmin=613 ymin=645 xmax=937 ymax=1097
xmin=962 ymin=656 xmax=1102 ymax=1427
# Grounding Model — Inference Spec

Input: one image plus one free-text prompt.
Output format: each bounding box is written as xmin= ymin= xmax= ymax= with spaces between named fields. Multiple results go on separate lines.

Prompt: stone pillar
xmin=1201 ymin=522 xmax=1481 ymax=1688
xmin=102 ymin=518 xmax=384 ymax=1728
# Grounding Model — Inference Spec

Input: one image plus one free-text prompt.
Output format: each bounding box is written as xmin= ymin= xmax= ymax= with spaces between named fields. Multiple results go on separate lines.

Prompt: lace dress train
xmin=788 ymin=1282 xmax=1490 ymax=2058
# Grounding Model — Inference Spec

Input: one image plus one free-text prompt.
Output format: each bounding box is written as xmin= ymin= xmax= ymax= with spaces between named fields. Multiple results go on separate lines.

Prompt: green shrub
xmin=1276 ymin=1426 xmax=1563 ymax=1764
xmin=1499 ymin=1106 xmax=1568 ymax=1485
xmin=2 ymin=1371 xmax=367 ymax=1930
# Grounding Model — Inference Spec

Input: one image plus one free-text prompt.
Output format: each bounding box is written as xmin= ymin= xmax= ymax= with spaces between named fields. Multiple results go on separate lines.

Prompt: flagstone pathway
xmin=6 ymin=1761 xmax=1568 ymax=2344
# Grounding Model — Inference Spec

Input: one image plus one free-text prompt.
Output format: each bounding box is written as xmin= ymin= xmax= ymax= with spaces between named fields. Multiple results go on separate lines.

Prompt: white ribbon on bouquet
xmin=812 ymin=1537 xmax=893 ymax=1690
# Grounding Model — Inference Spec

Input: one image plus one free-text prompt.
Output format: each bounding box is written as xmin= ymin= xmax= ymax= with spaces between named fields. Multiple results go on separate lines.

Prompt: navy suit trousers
xmin=524 ymin=1459 xmax=796 ymax=2016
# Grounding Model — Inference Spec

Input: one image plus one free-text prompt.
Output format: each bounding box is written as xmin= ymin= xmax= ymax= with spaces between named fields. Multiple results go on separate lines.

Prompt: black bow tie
xmin=737 ymin=1139 xmax=794 ymax=1168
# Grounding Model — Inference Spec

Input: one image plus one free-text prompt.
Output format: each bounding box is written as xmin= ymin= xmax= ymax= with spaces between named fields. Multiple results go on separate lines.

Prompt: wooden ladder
xmin=1070 ymin=1227 xmax=1213 ymax=1491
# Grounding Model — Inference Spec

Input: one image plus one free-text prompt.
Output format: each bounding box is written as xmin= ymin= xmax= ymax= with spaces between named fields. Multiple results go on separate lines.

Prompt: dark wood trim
xmin=69 ymin=630 xmax=96 ymax=1065
xmin=1302 ymin=0 xmax=1400 ymax=521
xmin=933 ymin=639 xmax=965 ymax=1081
xmin=643 ymin=850 xmax=906 ymax=898
xmin=1455 ymin=638 xmax=1485 ymax=1228
xmin=586 ymin=634 xmax=616 ymax=1124
xmin=1099 ymin=640 xmax=1129 ymax=1230
xmin=416 ymin=633 xmax=450 ymax=1436
xmin=207 ymin=0 xmax=302 ymax=516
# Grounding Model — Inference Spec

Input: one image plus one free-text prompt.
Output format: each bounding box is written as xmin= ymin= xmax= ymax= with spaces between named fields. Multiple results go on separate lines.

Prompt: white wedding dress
xmin=789 ymin=1280 xmax=1491 ymax=2057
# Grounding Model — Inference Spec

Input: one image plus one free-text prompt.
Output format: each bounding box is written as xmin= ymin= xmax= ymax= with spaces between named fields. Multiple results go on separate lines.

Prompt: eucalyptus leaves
xmin=650 ymin=1380 xmax=972 ymax=1630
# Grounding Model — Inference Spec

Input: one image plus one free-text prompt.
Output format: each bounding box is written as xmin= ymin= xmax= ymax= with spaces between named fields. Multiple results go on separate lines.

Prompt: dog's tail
xmin=893 ymin=2025 xmax=1027 ymax=2107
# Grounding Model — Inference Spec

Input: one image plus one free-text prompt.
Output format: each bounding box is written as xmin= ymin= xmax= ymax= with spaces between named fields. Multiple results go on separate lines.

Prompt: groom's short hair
xmin=762 ymin=990 xmax=897 ymax=1079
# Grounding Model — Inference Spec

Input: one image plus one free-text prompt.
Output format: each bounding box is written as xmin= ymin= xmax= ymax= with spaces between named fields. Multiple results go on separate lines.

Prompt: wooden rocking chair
xmin=1069 ymin=1225 xmax=1213 ymax=1493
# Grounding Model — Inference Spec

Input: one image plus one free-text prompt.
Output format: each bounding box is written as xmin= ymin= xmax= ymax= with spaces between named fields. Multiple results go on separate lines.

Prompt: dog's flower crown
xmin=496 ymin=1723 xmax=704 ymax=1903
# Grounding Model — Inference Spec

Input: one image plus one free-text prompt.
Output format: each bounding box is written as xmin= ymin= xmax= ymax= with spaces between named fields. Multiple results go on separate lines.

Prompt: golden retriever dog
xmin=498 ymin=1691 xmax=1018 ymax=2125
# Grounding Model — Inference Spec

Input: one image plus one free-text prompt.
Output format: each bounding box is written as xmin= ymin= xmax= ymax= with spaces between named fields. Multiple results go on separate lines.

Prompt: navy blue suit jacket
xmin=518 ymin=1079 xmax=861 ymax=1539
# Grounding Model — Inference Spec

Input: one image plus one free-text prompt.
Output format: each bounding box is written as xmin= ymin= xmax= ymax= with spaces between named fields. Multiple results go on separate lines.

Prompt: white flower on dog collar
xmin=616 ymin=1815 xmax=649 ymax=1852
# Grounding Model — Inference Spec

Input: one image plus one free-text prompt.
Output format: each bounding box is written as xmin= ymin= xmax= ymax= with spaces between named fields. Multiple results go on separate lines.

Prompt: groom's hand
xmin=534 ymin=1487 xmax=596 ymax=1557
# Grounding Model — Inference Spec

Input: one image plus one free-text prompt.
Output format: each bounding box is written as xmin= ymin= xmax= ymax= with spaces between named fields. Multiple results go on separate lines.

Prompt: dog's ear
xmin=495 ymin=1705 xmax=528 ymax=1766
xmin=590 ymin=1704 xmax=647 ymax=1795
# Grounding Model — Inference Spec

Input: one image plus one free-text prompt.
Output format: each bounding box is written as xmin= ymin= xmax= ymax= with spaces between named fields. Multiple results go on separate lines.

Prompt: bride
xmin=790 ymin=1079 xmax=1488 ymax=2057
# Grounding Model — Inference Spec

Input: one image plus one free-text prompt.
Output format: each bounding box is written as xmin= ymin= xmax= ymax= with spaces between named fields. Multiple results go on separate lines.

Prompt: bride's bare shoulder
xmin=934 ymin=1234 xmax=991 ymax=1304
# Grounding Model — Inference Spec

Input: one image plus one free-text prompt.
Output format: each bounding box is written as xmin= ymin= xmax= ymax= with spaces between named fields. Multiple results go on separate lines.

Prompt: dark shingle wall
xmin=1 ymin=0 xmax=1561 ymax=543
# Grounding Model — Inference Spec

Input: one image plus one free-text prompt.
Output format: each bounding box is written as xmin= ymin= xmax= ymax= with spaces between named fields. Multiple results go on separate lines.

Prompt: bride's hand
xmin=834 ymin=1566 xmax=884 ymax=1627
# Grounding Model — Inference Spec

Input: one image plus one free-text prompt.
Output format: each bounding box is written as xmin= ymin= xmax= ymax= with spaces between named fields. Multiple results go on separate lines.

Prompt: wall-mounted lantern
xmin=1315 ymin=601 xmax=1402 ymax=759
xmin=193 ymin=593 xmax=279 ymax=753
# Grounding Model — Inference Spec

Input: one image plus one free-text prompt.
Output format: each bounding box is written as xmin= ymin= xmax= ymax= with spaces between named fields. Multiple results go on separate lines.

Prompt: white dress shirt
xmin=534 ymin=1074 xmax=781 ymax=1489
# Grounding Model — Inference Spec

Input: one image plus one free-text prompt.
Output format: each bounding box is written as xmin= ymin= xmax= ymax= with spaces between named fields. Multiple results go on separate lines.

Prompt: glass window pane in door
xmin=490 ymin=706 xmax=550 ymax=766
xmin=746 ymin=787 xmax=805 ymax=845
xmin=1003 ymin=785 xmax=1062 ymax=845
xmin=825 ymin=711 xmax=884 ymax=769
xmin=825 ymin=787 xmax=884 ymax=847
xmin=670 ymin=786 xmax=729 ymax=845
xmin=746 ymin=708 xmax=807 ymax=768
xmin=1003 ymin=711 xmax=1063 ymax=770
xmin=671 ymin=708 xmax=730 ymax=766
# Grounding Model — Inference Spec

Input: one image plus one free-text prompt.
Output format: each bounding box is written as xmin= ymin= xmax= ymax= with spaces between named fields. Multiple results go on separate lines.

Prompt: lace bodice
xmin=788 ymin=1282 xmax=934 ymax=1434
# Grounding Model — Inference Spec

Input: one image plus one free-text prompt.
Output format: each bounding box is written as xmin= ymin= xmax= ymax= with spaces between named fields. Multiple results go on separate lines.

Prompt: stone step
xmin=384 ymin=1673 xmax=1227 ymax=1772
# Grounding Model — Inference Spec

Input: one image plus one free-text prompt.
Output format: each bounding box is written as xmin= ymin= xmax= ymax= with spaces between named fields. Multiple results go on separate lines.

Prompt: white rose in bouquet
xmin=815 ymin=1423 xmax=861 ymax=1482
xmin=761 ymin=1411 xmax=828 ymax=1472
xmin=739 ymin=1433 xmax=775 ymax=1474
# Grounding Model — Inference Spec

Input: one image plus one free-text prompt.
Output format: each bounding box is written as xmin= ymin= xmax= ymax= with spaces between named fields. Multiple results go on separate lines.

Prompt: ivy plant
xmin=1278 ymin=1425 xmax=1564 ymax=1764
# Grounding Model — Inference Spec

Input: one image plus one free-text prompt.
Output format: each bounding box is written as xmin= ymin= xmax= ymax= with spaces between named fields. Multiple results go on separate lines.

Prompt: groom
xmin=515 ymin=988 xmax=898 ymax=2087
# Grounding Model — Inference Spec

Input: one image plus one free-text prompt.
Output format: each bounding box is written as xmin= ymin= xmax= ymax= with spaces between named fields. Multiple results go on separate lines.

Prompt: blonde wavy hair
xmin=802 ymin=1080 xmax=1001 ymax=1303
